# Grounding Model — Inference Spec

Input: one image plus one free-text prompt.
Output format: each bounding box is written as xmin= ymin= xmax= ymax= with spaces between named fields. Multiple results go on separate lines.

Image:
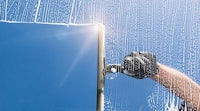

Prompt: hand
xmin=121 ymin=52 xmax=158 ymax=79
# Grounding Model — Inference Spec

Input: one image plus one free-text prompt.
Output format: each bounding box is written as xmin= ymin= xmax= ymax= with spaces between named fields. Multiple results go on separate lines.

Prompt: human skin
xmin=151 ymin=63 xmax=200 ymax=110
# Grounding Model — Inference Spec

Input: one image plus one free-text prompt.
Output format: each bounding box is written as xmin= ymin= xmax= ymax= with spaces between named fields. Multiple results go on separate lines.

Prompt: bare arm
xmin=151 ymin=63 xmax=200 ymax=110
xmin=116 ymin=52 xmax=200 ymax=109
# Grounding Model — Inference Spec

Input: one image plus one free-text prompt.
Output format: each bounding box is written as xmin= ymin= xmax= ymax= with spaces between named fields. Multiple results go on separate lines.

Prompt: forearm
xmin=151 ymin=63 xmax=200 ymax=110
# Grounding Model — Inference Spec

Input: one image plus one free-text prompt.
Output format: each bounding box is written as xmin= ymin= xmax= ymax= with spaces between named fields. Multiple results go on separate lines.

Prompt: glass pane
xmin=1 ymin=0 xmax=200 ymax=110
xmin=0 ymin=22 xmax=98 ymax=111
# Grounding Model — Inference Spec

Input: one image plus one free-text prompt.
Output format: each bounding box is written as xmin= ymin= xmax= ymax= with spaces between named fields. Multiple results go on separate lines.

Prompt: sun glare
xmin=58 ymin=24 xmax=102 ymax=88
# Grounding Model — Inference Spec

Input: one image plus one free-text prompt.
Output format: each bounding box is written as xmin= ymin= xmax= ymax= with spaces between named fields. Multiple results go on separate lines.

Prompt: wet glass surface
xmin=0 ymin=0 xmax=200 ymax=110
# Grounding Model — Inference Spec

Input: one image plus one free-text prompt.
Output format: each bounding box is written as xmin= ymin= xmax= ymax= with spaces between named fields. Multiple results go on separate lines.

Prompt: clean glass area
xmin=0 ymin=22 xmax=98 ymax=111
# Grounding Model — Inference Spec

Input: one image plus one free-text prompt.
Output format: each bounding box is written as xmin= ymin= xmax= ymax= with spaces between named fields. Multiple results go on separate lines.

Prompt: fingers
xmin=135 ymin=56 xmax=145 ymax=65
xmin=134 ymin=55 xmax=150 ymax=73
xmin=127 ymin=52 xmax=151 ymax=67
xmin=122 ymin=52 xmax=156 ymax=79
xmin=140 ymin=56 xmax=150 ymax=63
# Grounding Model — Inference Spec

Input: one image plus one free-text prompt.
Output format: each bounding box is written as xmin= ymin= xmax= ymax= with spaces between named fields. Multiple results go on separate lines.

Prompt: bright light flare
xmin=58 ymin=24 xmax=100 ymax=88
